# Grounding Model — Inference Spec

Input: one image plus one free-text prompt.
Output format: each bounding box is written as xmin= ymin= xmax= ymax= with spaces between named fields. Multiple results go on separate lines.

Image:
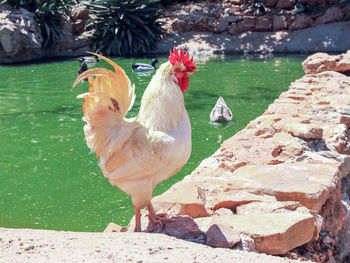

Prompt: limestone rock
xmin=72 ymin=19 xmax=86 ymax=35
xmin=196 ymin=213 xmax=315 ymax=255
xmin=272 ymin=15 xmax=288 ymax=31
xmin=104 ymin=222 xmax=127 ymax=233
xmin=228 ymin=163 xmax=339 ymax=212
xmin=212 ymin=208 xmax=234 ymax=216
xmin=228 ymin=23 xmax=241 ymax=35
xmin=265 ymin=0 xmax=278 ymax=7
xmin=302 ymin=51 xmax=350 ymax=74
xmin=282 ymin=122 xmax=323 ymax=139
xmin=206 ymin=189 xmax=277 ymax=211
xmin=319 ymin=182 xmax=345 ymax=236
xmin=276 ymin=0 xmax=294 ymax=9
xmin=206 ymin=223 xmax=241 ymax=248
xmin=343 ymin=4 xmax=350 ymax=20
xmin=336 ymin=51 xmax=350 ymax=73
xmin=338 ymin=188 xmax=350 ymax=262
xmin=164 ymin=216 xmax=201 ymax=240
xmin=239 ymin=16 xmax=256 ymax=32
xmin=0 ymin=7 xmax=42 ymax=62
xmin=71 ymin=3 xmax=90 ymax=22
xmin=236 ymin=201 xmax=309 ymax=215
xmin=210 ymin=126 xmax=304 ymax=168
xmin=255 ymin=17 xmax=272 ymax=32
xmin=240 ymin=233 xmax=258 ymax=252
xmin=161 ymin=161 xmax=339 ymax=218
xmin=128 ymin=211 xmax=203 ymax=238
xmin=71 ymin=4 xmax=89 ymax=35
xmin=317 ymin=0 xmax=328 ymax=6
xmin=289 ymin=14 xmax=313 ymax=30
xmin=324 ymin=123 xmax=350 ymax=154
xmin=0 ymin=5 xmax=90 ymax=63
xmin=315 ymin=6 xmax=344 ymax=26
xmin=214 ymin=20 xmax=229 ymax=33
xmin=152 ymin=181 xmax=209 ymax=218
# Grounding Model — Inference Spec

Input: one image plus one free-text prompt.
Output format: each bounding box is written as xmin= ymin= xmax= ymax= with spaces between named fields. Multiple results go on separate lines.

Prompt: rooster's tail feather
xmin=73 ymin=52 xmax=135 ymax=116
xmin=73 ymin=53 xmax=136 ymax=158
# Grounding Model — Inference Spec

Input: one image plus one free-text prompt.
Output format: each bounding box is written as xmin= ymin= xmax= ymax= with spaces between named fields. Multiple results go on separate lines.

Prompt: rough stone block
xmin=196 ymin=213 xmax=315 ymax=255
xmin=206 ymin=223 xmax=241 ymax=248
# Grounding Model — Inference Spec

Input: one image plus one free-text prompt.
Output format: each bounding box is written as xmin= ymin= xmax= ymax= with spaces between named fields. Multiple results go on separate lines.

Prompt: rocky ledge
xmin=153 ymin=21 xmax=350 ymax=55
xmin=123 ymin=51 xmax=350 ymax=262
xmin=1 ymin=52 xmax=350 ymax=263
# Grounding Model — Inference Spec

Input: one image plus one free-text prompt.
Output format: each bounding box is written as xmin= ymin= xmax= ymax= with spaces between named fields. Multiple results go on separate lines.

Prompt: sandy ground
xmin=152 ymin=21 xmax=350 ymax=55
xmin=0 ymin=228 xmax=309 ymax=263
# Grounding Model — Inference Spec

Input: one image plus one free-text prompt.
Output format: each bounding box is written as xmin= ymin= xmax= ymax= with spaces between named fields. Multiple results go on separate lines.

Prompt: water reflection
xmin=132 ymin=70 xmax=155 ymax=80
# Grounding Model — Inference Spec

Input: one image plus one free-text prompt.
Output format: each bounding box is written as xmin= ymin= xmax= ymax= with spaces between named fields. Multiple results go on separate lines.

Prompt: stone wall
xmin=123 ymin=51 xmax=350 ymax=262
xmin=0 ymin=1 xmax=349 ymax=63
xmin=161 ymin=0 xmax=350 ymax=35
xmin=0 ymin=4 xmax=91 ymax=63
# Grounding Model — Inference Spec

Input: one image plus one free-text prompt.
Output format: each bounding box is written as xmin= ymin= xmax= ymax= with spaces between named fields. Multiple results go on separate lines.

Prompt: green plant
xmin=2 ymin=0 xmax=76 ymax=48
xmin=82 ymin=0 xmax=164 ymax=57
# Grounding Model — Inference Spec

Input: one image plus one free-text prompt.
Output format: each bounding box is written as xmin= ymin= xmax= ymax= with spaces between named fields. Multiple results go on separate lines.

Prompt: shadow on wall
xmin=155 ymin=21 xmax=350 ymax=54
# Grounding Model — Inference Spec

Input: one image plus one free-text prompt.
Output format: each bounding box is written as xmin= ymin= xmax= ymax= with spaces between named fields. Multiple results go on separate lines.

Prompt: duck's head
xmin=93 ymin=55 xmax=101 ymax=62
xmin=151 ymin=59 xmax=159 ymax=67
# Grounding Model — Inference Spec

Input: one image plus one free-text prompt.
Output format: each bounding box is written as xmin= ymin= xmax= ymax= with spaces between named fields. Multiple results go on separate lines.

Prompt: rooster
xmin=73 ymin=47 xmax=196 ymax=232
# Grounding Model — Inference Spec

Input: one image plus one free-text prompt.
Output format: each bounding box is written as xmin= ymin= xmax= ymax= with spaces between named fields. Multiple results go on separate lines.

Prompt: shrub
xmin=82 ymin=0 xmax=164 ymax=57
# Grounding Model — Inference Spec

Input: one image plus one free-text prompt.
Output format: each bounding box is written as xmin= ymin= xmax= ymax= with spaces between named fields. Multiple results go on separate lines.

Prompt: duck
xmin=293 ymin=2 xmax=310 ymax=14
xmin=210 ymin=96 xmax=233 ymax=123
xmin=132 ymin=59 xmax=159 ymax=72
xmin=252 ymin=2 xmax=266 ymax=16
xmin=78 ymin=62 xmax=88 ymax=75
xmin=78 ymin=54 xmax=100 ymax=64
xmin=77 ymin=62 xmax=88 ymax=82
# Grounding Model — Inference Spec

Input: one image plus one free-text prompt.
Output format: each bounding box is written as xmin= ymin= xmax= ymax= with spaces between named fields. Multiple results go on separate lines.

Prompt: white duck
xmin=132 ymin=59 xmax=159 ymax=72
xmin=210 ymin=97 xmax=233 ymax=123
xmin=78 ymin=54 xmax=100 ymax=64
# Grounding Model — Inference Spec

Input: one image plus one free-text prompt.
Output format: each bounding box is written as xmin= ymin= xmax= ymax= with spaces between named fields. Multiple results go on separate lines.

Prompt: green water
xmin=0 ymin=54 xmax=305 ymax=232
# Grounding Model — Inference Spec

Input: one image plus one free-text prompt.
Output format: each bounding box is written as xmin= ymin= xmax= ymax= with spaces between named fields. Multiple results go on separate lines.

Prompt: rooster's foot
xmin=146 ymin=203 xmax=173 ymax=232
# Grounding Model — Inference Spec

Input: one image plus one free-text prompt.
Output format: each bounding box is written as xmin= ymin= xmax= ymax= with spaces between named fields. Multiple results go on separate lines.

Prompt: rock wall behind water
xmin=161 ymin=0 xmax=350 ymax=35
xmin=0 ymin=4 xmax=90 ymax=63
xmin=0 ymin=1 xmax=349 ymax=63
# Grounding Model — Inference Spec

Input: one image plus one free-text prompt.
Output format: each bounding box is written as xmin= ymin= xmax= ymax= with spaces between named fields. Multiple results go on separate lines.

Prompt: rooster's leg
xmin=134 ymin=206 xmax=141 ymax=232
xmin=147 ymin=203 xmax=171 ymax=226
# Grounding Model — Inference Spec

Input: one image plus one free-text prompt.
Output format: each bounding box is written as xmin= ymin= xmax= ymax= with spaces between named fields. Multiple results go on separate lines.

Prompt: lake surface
xmin=0 ymin=54 xmax=306 ymax=231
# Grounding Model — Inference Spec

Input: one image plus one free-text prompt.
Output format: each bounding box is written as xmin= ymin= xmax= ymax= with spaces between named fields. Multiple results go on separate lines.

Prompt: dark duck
xmin=78 ymin=62 xmax=88 ymax=75
xmin=252 ymin=2 xmax=266 ymax=16
xmin=294 ymin=2 xmax=310 ymax=14
xmin=78 ymin=62 xmax=88 ymax=82
xmin=132 ymin=59 xmax=159 ymax=72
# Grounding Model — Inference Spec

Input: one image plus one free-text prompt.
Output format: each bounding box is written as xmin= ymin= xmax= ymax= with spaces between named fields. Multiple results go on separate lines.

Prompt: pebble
xmin=23 ymin=245 xmax=35 ymax=251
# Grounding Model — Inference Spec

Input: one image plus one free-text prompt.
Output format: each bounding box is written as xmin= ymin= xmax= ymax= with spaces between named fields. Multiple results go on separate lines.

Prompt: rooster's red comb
xmin=169 ymin=47 xmax=196 ymax=72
